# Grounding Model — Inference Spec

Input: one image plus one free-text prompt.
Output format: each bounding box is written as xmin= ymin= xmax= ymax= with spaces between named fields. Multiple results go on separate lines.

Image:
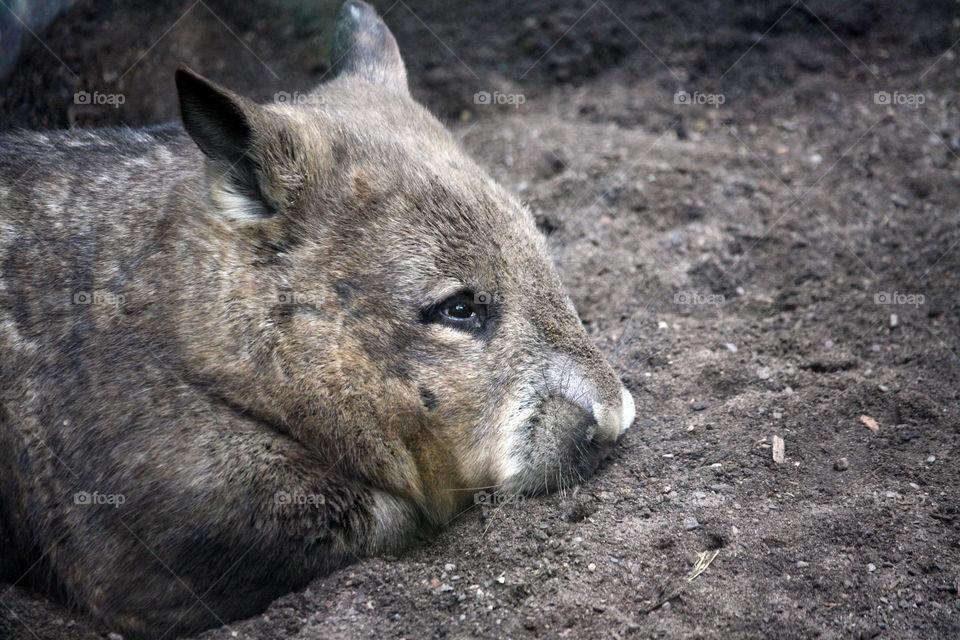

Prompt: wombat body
xmin=0 ymin=2 xmax=634 ymax=637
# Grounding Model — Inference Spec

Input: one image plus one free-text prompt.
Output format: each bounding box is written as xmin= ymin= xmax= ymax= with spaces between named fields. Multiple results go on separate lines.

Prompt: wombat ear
xmin=175 ymin=65 xmax=283 ymax=218
xmin=329 ymin=0 xmax=408 ymax=95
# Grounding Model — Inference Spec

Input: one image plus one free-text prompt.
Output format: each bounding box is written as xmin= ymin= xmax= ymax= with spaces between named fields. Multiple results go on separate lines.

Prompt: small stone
xmin=444 ymin=563 xmax=456 ymax=572
xmin=663 ymin=485 xmax=672 ymax=494
xmin=890 ymin=313 xmax=899 ymax=328
xmin=733 ymin=502 xmax=742 ymax=510
xmin=440 ymin=583 xmax=454 ymax=592
xmin=693 ymin=491 xmax=707 ymax=499
xmin=684 ymin=517 xmax=701 ymax=531
xmin=757 ymin=367 xmax=772 ymax=380
xmin=927 ymin=456 xmax=936 ymax=463
xmin=834 ymin=458 xmax=849 ymax=471
xmin=725 ymin=342 xmax=738 ymax=353
xmin=868 ymin=563 xmax=877 ymax=573
xmin=796 ymin=561 xmax=809 ymax=568
xmin=772 ymin=435 xmax=785 ymax=464
xmin=108 ymin=634 xmax=124 ymax=640
xmin=691 ymin=401 xmax=709 ymax=411
xmin=588 ymin=563 xmax=597 ymax=572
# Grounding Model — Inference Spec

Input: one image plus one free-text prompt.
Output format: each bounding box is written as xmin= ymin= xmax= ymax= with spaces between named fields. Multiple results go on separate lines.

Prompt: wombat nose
xmin=590 ymin=386 xmax=636 ymax=445
xmin=620 ymin=387 xmax=636 ymax=433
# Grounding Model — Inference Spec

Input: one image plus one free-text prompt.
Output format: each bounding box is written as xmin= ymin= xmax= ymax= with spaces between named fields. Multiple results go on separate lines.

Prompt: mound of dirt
xmin=2 ymin=1 xmax=958 ymax=638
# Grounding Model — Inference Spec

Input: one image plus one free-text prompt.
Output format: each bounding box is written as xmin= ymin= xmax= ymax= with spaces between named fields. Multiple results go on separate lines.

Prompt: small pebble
xmin=693 ymin=491 xmax=707 ymax=499
xmin=757 ymin=367 xmax=772 ymax=380
xmin=444 ymin=563 xmax=456 ymax=572
xmin=834 ymin=457 xmax=849 ymax=471
xmin=890 ymin=313 xmax=899 ymax=328
xmin=691 ymin=401 xmax=709 ymax=411
xmin=588 ymin=563 xmax=597 ymax=572
xmin=927 ymin=456 xmax=936 ymax=463
xmin=725 ymin=342 xmax=738 ymax=353
xmin=684 ymin=517 xmax=701 ymax=531
xmin=868 ymin=563 xmax=877 ymax=573
xmin=440 ymin=583 xmax=454 ymax=592
xmin=796 ymin=561 xmax=809 ymax=568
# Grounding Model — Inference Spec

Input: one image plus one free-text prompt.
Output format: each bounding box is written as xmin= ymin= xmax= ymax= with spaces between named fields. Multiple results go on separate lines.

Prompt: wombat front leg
xmin=51 ymin=433 xmax=419 ymax=638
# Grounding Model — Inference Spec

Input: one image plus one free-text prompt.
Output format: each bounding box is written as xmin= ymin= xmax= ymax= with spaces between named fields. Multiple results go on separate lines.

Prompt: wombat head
xmin=169 ymin=0 xmax=634 ymax=522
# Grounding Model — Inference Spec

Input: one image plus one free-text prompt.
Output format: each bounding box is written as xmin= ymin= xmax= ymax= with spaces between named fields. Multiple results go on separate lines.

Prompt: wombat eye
xmin=443 ymin=301 xmax=475 ymax=319
xmin=422 ymin=291 xmax=487 ymax=332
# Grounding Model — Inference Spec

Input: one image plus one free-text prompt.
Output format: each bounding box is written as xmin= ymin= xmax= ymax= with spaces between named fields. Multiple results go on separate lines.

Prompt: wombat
xmin=0 ymin=1 xmax=635 ymax=637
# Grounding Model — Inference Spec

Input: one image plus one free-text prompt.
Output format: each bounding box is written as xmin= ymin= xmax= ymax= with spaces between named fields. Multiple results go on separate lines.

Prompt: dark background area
xmin=1 ymin=1 xmax=959 ymax=638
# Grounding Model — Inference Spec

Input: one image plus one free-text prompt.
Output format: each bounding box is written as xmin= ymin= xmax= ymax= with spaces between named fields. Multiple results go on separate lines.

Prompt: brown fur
xmin=0 ymin=2 xmax=634 ymax=637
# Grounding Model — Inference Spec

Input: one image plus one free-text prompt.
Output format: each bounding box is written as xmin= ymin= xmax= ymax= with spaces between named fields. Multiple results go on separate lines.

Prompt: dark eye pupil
xmin=446 ymin=302 xmax=474 ymax=319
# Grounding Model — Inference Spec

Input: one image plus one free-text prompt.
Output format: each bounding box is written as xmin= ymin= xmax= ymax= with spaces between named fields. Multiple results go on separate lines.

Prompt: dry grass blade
xmin=687 ymin=549 xmax=721 ymax=582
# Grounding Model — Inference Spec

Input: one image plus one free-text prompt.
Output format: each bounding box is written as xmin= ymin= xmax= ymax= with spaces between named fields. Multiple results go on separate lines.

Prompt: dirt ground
xmin=1 ymin=0 xmax=959 ymax=638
